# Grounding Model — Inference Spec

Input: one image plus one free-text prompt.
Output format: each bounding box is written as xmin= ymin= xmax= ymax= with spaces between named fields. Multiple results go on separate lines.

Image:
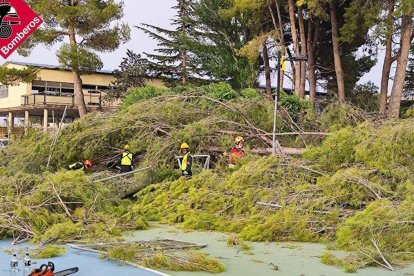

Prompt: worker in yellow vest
xmin=120 ymin=144 xmax=133 ymax=173
xmin=180 ymin=143 xmax=192 ymax=179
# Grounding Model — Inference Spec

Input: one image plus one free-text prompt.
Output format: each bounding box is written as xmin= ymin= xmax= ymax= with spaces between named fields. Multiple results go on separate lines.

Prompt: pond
xmin=130 ymin=225 xmax=414 ymax=276
xmin=0 ymin=240 xmax=164 ymax=276
xmin=1 ymin=225 xmax=413 ymax=276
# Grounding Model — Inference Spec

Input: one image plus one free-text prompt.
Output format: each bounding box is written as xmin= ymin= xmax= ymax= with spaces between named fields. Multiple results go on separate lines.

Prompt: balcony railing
xmin=22 ymin=91 xmax=102 ymax=107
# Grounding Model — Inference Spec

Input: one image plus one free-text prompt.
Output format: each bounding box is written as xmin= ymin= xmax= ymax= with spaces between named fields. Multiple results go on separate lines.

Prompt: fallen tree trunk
xmin=207 ymin=146 xmax=305 ymax=155
xmin=217 ymin=130 xmax=330 ymax=137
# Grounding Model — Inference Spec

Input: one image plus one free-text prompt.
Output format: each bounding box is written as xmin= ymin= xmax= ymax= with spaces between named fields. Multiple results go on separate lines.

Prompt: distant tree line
xmin=133 ymin=0 xmax=414 ymax=118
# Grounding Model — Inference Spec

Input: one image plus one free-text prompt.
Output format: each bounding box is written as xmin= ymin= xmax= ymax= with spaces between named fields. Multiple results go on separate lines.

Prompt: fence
xmin=22 ymin=92 xmax=102 ymax=107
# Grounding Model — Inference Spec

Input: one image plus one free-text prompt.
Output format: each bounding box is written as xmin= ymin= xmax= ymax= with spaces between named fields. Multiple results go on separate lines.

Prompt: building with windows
xmin=0 ymin=61 xmax=163 ymax=138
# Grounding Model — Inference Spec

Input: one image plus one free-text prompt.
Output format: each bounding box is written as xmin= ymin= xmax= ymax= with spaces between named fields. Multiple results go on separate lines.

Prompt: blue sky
xmin=5 ymin=0 xmax=383 ymax=88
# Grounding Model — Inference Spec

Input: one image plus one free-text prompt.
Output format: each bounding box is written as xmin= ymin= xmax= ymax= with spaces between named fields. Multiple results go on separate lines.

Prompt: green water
xmin=130 ymin=225 xmax=414 ymax=276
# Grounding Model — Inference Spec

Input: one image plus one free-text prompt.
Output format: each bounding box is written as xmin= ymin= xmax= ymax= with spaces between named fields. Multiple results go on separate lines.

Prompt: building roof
xmin=257 ymin=84 xmax=327 ymax=97
xmin=2 ymin=61 xmax=114 ymax=75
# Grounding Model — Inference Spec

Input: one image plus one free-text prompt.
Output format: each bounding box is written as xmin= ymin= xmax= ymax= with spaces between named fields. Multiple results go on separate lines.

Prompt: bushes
xmin=240 ymin=88 xmax=259 ymax=99
xmin=121 ymin=85 xmax=169 ymax=109
xmin=31 ymin=245 xmax=67 ymax=259
xmin=279 ymin=92 xmax=310 ymax=119
xmin=133 ymin=156 xmax=338 ymax=241
xmin=201 ymin=82 xmax=239 ymax=100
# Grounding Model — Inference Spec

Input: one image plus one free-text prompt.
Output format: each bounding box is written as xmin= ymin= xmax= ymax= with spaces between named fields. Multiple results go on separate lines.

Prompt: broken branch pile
xmin=132 ymin=119 xmax=414 ymax=272
xmin=0 ymin=170 xmax=145 ymax=244
xmin=69 ymin=239 xmax=224 ymax=273
xmin=0 ymin=85 xmax=405 ymax=272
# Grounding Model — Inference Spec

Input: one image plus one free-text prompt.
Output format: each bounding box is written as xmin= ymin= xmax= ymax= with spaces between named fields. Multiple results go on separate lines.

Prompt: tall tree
xmin=109 ymin=50 xmax=148 ymax=100
xmin=305 ymin=0 xmax=375 ymax=102
xmin=20 ymin=0 xmax=130 ymax=117
xmin=263 ymin=42 xmax=273 ymax=95
xmin=379 ymin=1 xmax=397 ymax=114
xmin=388 ymin=5 xmax=414 ymax=118
xmin=307 ymin=19 xmax=319 ymax=106
xmin=404 ymin=56 xmax=414 ymax=99
xmin=329 ymin=0 xmax=346 ymax=102
xmin=340 ymin=0 xmax=394 ymax=112
xmin=137 ymin=0 xmax=196 ymax=85
xmin=190 ymin=0 xmax=258 ymax=89
xmin=297 ymin=6 xmax=307 ymax=99
xmin=287 ymin=0 xmax=301 ymax=95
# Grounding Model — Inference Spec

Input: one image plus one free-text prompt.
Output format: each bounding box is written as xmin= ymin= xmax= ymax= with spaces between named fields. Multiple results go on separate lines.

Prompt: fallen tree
xmin=132 ymin=118 xmax=414 ymax=272
xmin=0 ymin=85 xmax=402 ymax=272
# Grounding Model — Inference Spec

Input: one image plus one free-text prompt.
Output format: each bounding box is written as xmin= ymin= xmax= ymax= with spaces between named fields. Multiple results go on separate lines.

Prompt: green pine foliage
xmin=404 ymin=57 xmax=414 ymax=100
xmin=0 ymin=169 xmax=138 ymax=244
xmin=139 ymin=0 xmax=257 ymax=89
xmin=0 ymin=67 xmax=38 ymax=86
xmin=109 ymin=50 xmax=148 ymax=100
xmin=137 ymin=0 xmax=197 ymax=84
xmin=20 ymin=0 xmax=130 ymax=115
xmin=108 ymin=244 xmax=225 ymax=273
xmin=121 ymin=86 xmax=170 ymax=109
xmin=31 ymin=245 xmax=67 ymax=259
xmin=1 ymin=87 xmax=413 ymax=272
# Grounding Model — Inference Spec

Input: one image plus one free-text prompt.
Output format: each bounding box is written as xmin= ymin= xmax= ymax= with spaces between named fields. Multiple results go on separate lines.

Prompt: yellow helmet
xmin=235 ymin=136 xmax=244 ymax=143
xmin=180 ymin=142 xmax=189 ymax=149
xmin=124 ymin=144 xmax=130 ymax=150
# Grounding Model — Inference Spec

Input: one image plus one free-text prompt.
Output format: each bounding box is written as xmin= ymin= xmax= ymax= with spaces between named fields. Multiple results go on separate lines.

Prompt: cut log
xmin=208 ymin=147 xmax=305 ymax=155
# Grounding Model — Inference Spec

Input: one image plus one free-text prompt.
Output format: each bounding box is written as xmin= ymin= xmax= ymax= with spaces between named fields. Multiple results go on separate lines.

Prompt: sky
xmin=7 ymin=0 xmax=176 ymax=70
xmin=5 ymin=0 xmax=384 ymax=88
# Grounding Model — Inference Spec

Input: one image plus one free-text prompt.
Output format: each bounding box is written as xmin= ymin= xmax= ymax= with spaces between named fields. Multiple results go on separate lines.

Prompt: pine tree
xmin=137 ymin=0 xmax=196 ymax=85
xmin=404 ymin=57 xmax=414 ymax=100
xmin=19 ymin=0 xmax=130 ymax=117
xmin=0 ymin=67 xmax=38 ymax=86
xmin=109 ymin=50 xmax=148 ymax=100
xmin=188 ymin=0 xmax=257 ymax=89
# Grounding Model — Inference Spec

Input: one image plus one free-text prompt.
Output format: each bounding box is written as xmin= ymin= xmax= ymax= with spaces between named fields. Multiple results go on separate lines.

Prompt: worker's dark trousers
xmin=182 ymin=171 xmax=192 ymax=179
xmin=120 ymin=165 xmax=133 ymax=173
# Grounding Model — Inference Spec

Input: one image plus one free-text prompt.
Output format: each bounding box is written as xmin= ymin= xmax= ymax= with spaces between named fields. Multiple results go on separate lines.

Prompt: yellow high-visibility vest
xmin=181 ymin=154 xmax=188 ymax=171
xmin=69 ymin=162 xmax=83 ymax=170
xmin=281 ymin=55 xmax=287 ymax=72
xmin=121 ymin=152 xmax=132 ymax=166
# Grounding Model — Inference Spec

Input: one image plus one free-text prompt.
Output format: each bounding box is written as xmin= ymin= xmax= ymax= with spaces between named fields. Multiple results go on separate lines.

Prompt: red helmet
xmin=83 ymin=160 xmax=93 ymax=168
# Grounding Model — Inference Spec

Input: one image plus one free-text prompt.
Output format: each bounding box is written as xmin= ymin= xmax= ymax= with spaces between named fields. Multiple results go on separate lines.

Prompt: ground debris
xmin=69 ymin=239 xmax=225 ymax=273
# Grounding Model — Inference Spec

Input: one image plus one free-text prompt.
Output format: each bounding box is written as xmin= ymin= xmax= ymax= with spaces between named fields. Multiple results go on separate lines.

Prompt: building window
xmin=83 ymin=84 xmax=110 ymax=93
xmin=0 ymin=85 xmax=8 ymax=98
xmin=31 ymin=81 xmax=108 ymax=96
xmin=32 ymin=81 xmax=74 ymax=96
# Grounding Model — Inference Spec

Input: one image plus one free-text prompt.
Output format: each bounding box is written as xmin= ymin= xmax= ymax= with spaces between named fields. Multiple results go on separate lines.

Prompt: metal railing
xmin=175 ymin=155 xmax=211 ymax=169
xmin=22 ymin=91 xmax=102 ymax=107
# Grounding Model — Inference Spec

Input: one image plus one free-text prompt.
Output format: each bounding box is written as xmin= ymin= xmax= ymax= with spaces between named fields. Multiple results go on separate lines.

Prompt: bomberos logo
xmin=0 ymin=0 xmax=43 ymax=59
